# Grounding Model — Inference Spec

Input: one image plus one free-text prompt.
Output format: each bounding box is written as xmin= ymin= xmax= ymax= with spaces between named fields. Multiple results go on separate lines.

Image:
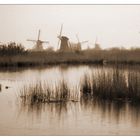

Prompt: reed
xmin=81 ymin=74 xmax=91 ymax=97
xmin=19 ymin=80 xmax=80 ymax=104
xmin=81 ymin=66 xmax=140 ymax=102
xmin=127 ymin=71 xmax=140 ymax=100
xmin=0 ymin=47 xmax=140 ymax=67
xmin=20 ymin=66 xmax=140 ymax=104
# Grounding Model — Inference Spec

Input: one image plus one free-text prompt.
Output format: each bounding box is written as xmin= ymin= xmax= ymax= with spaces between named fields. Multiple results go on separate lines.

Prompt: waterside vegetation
xmin=0 ymin=42 xmax=140 ymax=67
xmin=20 ymin=66 xmax=140 ymax=105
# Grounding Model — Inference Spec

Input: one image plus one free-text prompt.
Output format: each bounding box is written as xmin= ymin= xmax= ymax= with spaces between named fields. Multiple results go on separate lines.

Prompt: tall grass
xmin=20 ymin=66 xmax=140 ymax=105
xmin=20 ymin=80 xmax=80 ymax=104
xmin=81 ymin=74 xmax=91 ymax=97
xmin=81 ymin=66 xmax=140 ymax=102
xmin=127 ymin=71 xmax=140 ymax=100
xmin=0 ymin=47 xmax=140 ymax=67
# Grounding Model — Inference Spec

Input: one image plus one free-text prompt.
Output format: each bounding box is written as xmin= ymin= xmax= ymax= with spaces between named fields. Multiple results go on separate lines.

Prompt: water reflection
xmin=0 ymin=64 xmax=140 ymax=135
xmin=18 ymin=95 xmax=140 ymax=130
xmin=82 ymin=99 xmax=140 ymax=126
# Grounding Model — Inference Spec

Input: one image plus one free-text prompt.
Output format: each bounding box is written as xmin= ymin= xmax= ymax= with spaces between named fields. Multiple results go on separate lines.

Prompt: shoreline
xmin=0 ymin=49 xmax=139 ymax=68
xmin=0 ymin=61 xmax=140 ymax=68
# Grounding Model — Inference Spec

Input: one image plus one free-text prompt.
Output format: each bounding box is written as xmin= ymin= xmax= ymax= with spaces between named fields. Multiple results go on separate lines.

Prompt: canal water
xmin=0 ymin=65 xmax=140 ymax=135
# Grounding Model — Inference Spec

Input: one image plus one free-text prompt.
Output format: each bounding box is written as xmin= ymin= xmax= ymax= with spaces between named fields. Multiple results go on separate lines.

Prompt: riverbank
xmin=0 ymin=49 xmax=140 ymax=67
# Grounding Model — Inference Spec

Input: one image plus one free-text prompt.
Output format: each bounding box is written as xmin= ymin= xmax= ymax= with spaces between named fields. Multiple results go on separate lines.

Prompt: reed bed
xmin=20 ymin=80 xmax=80 ymax=104
xmin=20 ymin=66 xmax=140 ymax=105
xmin=0 ymin=48 xmax=140 ymax=67
xmin=81 ymin=66 xmax=140 ymax=102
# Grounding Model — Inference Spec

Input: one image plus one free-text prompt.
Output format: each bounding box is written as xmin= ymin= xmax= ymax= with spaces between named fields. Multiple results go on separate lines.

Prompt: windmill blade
xmin=38 ymin=29 xmax=41 ymax=40
xmin=41 ymin=41 xmax=49 ymax=44
xmin=80 ymin=41 xmax=88 ymax=44
xmin=95 ymin=36 xmax=98 ymax=44
xmin=27 ymin=39 xmax=37 ymax=42
xmin=57 ymin=24 xmax=63 ymax=49
xmin=76 ymin=34 xmax=80 ymax=43
xmin=59 ymin=24 xmax=63 ymax=37
xmin=57 ymin=40 xmax=60 ymax=49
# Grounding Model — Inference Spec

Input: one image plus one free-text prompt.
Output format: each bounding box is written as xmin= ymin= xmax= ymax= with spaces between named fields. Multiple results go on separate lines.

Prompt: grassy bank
xmin=0 ymin=47 xmax=140 ymax=67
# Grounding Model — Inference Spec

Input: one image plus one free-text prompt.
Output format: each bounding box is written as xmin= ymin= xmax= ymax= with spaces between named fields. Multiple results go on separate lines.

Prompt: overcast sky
xmin=0 ymin=5 xmax=140 ymax=49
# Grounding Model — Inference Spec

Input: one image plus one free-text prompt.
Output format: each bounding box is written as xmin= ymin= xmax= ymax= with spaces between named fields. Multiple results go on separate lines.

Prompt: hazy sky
xmin=0 ymin=5 xmax=140 ymax=49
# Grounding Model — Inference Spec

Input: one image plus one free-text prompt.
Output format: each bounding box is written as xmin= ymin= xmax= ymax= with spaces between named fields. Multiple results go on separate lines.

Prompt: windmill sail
xmin=57 ymin=24 xmax=63 ymax=49
xmin=38 ymin=30 xmax=41 ymax=40
xmin=27 ymin=29 xmax=49 ymax=51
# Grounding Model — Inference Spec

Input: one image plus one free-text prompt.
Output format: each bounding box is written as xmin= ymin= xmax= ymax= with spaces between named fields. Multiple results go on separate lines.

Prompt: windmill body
xmin=69 ymin=34 xmax=88 ymax=51
xmin=57 ymin=24 xmax=73 ymax=52
xmin=59 ymin=36 xmax=70 ymax=51
xmin=69 ymin=42 xmax=81 ymax=51
xmin=27 ymin=30 xmax=49 ymax=51
xmin=35 ymin=40 xmax=43 ymax=51
xmin=94 ymin=37 xmax=101 ymax=50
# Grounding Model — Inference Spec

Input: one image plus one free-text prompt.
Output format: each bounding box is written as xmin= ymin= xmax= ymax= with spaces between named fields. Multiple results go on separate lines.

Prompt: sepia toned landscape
xmin=0 ymin=5 xmax=140 ymax=136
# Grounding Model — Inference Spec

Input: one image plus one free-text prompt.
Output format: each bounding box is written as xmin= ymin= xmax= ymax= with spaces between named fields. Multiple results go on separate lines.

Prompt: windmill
xmin=27 ymin=30 xmax=49 ymax=51
xmin=57 ymin=24 xmax=70 ymax=51
xmin=94 ymin=36 xmax=101 ymax=50
xmin=75 ymin=34 xmax=88 ymax=50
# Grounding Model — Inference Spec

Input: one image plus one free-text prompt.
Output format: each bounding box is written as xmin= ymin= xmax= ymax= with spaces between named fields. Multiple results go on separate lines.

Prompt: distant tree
xmin=0 ymin=42 xmax=26 ymax=55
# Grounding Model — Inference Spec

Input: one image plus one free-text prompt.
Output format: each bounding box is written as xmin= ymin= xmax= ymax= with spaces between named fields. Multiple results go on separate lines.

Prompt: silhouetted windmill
xmin=94 ymin=36 xmax=101 ymax=50
xmin=27 ymin=30 xmax=49 ymax=51
xmin=57 ymin=24 xmax=70 ymax=51
xmin=76 ymin=34 xmax=88 ymax=50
